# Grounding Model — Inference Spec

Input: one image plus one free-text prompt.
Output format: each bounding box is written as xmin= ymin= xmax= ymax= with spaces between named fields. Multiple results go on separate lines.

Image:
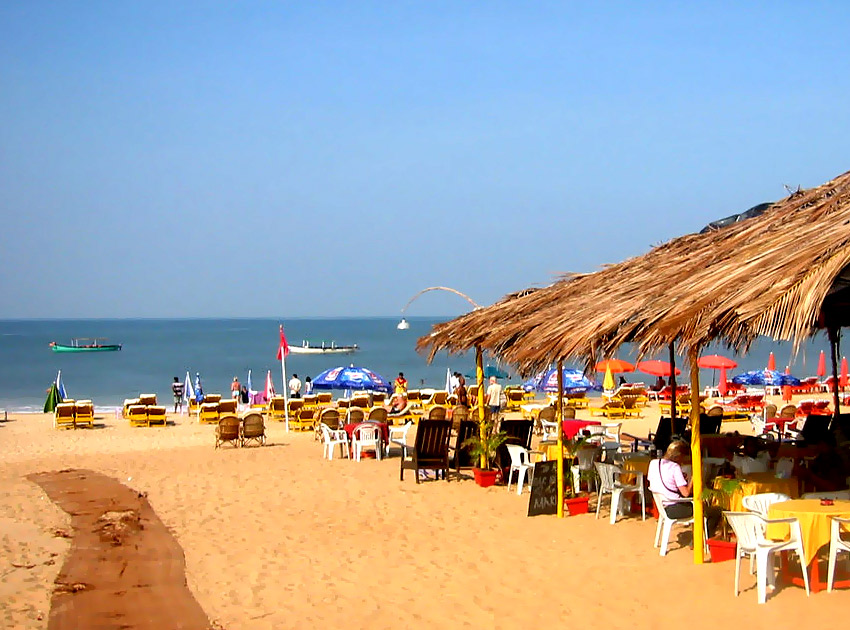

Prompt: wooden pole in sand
xmin=689 ymin=346 xmax=705 ymax=564
xmin=668 ymin=342 xmax=677 ymax=434
xmin=476 ymin=346 xmax=486 ymax=469
xmin=557 ymin=359 xmax=565 ymax=519
xmin=829 ymin=327 xmax=841 ymax=426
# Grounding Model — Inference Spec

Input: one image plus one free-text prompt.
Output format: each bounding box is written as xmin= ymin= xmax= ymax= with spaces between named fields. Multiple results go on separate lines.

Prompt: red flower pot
xmin=707 ymin=537 xmax=736 ymax=563
xmin=473 ymin=468 xmax=499 ymax=488
xmin=564 ymin=495 xmax=590 ymax=516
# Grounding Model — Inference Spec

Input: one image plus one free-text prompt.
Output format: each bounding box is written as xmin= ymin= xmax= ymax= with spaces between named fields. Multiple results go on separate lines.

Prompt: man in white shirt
xmin=449 ymin=372 xmax=460 ymax=395
xmin=486 ymin=376 xmax=502 ymax=418
xmin=288 ymin=374 xmax=302 ymax=398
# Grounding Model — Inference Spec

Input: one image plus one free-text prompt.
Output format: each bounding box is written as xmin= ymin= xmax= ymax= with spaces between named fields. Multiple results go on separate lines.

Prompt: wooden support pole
xmin=557 ymin=359 xmax=565 ymax=519
xmin=476 ymin=346 xmax=486 ymax=469
xmin=689 ymin=347 xmax=704 ymax=564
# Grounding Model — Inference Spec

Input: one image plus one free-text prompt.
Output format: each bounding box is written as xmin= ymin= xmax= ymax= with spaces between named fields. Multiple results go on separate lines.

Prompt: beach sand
xmin=1 ymin=394 xmax=847 ymax=629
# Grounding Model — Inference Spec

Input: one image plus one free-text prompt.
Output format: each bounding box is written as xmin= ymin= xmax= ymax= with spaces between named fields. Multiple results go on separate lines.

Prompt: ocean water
xmin=0 ymin=317 xmax=841 ymax=412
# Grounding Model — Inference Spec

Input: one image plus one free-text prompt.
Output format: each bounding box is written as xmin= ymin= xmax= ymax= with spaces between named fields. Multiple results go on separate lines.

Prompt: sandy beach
xmin=2 ymin=395 xmax=848 ymax=629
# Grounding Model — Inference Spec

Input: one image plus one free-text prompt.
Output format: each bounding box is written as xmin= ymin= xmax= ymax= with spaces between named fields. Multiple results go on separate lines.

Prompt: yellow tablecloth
xmin=621 ymin=456 xmax=652 ymax=484
xmin=767 ymin=499 xmax=850 ymax=564
xmin=713 ymin=472 xmax=798 ymax=512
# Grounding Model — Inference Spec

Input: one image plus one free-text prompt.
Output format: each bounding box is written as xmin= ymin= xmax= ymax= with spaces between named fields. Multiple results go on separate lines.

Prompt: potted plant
xmin=463 ymin=413 xmax=508 ymax=488
xmin=701 ymin=482 xmax=737 ymax=562
xmin=561 ymin=433 xmax=595 ymax=515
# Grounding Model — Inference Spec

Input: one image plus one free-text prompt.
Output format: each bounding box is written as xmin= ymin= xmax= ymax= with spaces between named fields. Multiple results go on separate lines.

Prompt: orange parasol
xmin=595 ymin=358 xmax=635 ymax=373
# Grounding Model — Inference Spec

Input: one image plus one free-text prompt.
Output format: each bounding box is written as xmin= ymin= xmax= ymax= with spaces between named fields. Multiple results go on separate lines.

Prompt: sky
xmin=2 ymin=2 xmax=850 ymax=318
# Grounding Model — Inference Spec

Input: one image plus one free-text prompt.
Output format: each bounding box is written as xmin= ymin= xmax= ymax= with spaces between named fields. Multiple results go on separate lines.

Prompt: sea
xmin=0 ymin=317 xmax=841 ymax=413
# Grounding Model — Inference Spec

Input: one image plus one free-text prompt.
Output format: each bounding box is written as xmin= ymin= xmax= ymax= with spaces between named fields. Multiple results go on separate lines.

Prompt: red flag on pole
xmin=276 ymin=325 xmax=290 ymax=360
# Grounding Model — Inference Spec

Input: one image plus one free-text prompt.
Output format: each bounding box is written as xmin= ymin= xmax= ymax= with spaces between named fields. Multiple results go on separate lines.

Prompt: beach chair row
xmin=54 ymin=400 xmax=94 ymax=429
xmin=126 ymin=404 xmax=167 ymax=428
xmin=122 ymin=394 xmax=159 ymax=418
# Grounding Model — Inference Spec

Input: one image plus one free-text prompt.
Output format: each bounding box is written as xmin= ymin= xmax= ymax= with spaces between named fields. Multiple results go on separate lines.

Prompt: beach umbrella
xmin=767 ymin=352 xmax=776 ymax=371
xmin=817 ymin=350 xmax=827 ymax=378
xmin=637 ymin=360 xmax=681 ymax=377
xmin=602 ymin=365 xmax=615 ymax=391
xmin=445 ymin=367 xmax=452 ymax=393
xmin=841 ymin=357 xmax=849 ymax=390
xmin=464 ymin=364 xmax=510 ymax=380
xmin=595 ymin=358 xmax=634 ymax=373
xmin=527 ymin=366 xmax=593 ymax=393
xmin=182 ymin=371 xmax=194 ymax=410
xmin=194 ymin=372 xmax=204 ymax=402
xmin=312 ymin=365 xmax=391 ymax=393
xmin=264 ymin=370 xmax=276 ymax=401
xmin=718 ymin=366 xmax=728 ymax=398
xmin=43 ymin=383 xmax=62 ymax=413
xmin=731 ymin=369 xmax=800 ymax=387
xmin=56 ymin=370 xmax=68 ymax=400
xmin=697 ymin=354 xmax=738 ymax=369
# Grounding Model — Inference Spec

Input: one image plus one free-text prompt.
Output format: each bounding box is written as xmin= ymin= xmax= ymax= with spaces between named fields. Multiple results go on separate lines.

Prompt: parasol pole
xmin=557 ymin=359 xmax=565 ymax=518
xmin=829 ymin=327 xmax=841 ymax=426
xmin=279 ymin=325 xmax=290 ymax=432
xmin=689 ymin=346 xmax=705 ymax=564
xmin=476 ymin=346 xmax=486 ymax=468
xmin=669 ymin=342 xmax=677 ymax=434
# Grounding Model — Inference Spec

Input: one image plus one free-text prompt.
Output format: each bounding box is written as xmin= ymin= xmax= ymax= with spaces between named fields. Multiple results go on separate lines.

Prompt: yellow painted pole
xmin=557 ymin=359 xmax=565 ymax=518
xmin=476 ymin=346 xmax=486 ymax=469
xmin=689 ymin=347 xmax=704 ymax=564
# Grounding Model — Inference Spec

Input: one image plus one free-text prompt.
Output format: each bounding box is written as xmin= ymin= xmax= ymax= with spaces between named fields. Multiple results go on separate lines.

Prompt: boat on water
xmin=49 ymin=338 xmax=122 ymax=353
xmin=289 ymin=340 xmax=358 ymax=355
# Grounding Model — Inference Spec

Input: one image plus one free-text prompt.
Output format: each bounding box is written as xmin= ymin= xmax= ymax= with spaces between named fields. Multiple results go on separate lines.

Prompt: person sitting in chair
xmin=732 ymin=436 xmax=770 ymax=475
xmin=648 ymin=440 xmax=722 ymax=539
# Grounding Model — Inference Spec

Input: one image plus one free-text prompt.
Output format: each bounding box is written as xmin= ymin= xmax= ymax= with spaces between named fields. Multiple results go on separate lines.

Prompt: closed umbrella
xmin=718 ymin=366 xmax=728 ymax=399
xmin=43 ymin=383 xmax=62 ymax=413
xmin=782 ymin=366 xmax=793 ymax=402
xmin=767 ymin=352 xmax=776 ymax=371
xmin=817 ymin=350 xmax=827 ymax=378
xmin=841 ymin=357 xmax=849 ymax=390
xmin=603 ymin=365 xmax=615 ymax=391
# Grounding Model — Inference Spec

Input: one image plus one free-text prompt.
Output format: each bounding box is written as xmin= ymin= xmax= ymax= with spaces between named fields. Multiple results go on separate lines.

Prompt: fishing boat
xmin=288 ymin=340 xmax=358 ymax=355
xmin=49 ymin=338 xmax=122 ymax=353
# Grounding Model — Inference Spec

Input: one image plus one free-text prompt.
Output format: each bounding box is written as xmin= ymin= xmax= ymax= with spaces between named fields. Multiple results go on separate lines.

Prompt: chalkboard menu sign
xmin=527 ymin=459 xmax=568 ymax=517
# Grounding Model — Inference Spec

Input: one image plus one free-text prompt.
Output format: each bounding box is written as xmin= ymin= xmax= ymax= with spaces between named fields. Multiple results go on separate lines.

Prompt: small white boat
xmin=288 ymin=340 xmax=359 ymax=355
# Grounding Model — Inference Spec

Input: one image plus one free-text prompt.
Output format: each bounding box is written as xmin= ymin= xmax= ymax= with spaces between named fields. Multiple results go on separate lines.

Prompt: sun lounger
xmin=268 ymin=397 xmax=287 ymax=422
xmin=146 ymin=405 xmax=167 ymax=427
xmin=589 ymin=400 xmax=627 ymax=419
xmin=505 ymin=389 xmax=525 ymax=412
xmin=138 ymin=394 xmax=157 ymax=406
xmin=123 ymin=398 xmax=141 ymax=419
xmin=54 ymin=403 xmax=76 ymax=430
xmin=316 ymin=392 xmax=333 ymax=408
xmin=127 ymin=404 xmax=149 ymax=428
xmin=198 ymin=402 xmax=220 ymax=425
xmin=218 ymin=399 xmax=237 ymax=415
xmin=73 ymin=400 xmax=94 ymax=428
xmin=204 ymin=393 xmax=222 ymax=404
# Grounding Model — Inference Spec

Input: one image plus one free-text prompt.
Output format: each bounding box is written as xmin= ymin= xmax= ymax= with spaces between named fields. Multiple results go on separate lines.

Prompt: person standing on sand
xmin=171 ymin=376 xmax=184 ymax=413
xmin=304 ymin=376 xmax=313 ymax=396
xmin=394 ymin=372 xmax=408 ymax=394
xmin=288 ymin=373 xmax=302 ymax=398
xmin=231 ymin=376 xmax=240 ymax=400
xmin=456 ymin=374 xmax=468 ymax=407
xmin=486 ymin=376 xmax=502 ymax=419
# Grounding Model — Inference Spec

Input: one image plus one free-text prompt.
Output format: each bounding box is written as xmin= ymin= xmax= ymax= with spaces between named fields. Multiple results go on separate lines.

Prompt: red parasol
xmin=697 ymin=354 xmax=738 ymax=369
xmin=595 ymin=359 xmax=635 ymax=373
xmin=817 ymin=350 xmax=827 ymax=378
xmin=767 ymin=352 xmax=776 ymax=371
xmin=718 ymin=366 xmax=728 ymax=398
xmin=782 ymin=365 xmax=793 ymax=402
xmin=841 ymin=357 xmax=849 ymax=390
xmin=637 ymin=360 xmax=681 ymax=377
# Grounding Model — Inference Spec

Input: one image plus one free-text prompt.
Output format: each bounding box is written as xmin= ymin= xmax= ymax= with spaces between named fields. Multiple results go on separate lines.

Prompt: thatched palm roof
xmin=418 ymin=168 xmax=850 ymax=374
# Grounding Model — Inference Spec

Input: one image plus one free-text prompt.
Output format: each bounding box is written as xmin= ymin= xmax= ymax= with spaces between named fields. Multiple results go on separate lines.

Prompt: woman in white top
xmin=648 ymin=440 xmax=722 ymax=538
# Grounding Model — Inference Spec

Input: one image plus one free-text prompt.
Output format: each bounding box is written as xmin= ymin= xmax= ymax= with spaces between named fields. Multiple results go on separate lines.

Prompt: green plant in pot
xmin=463 ymin=413 xmax=508 ymax=487
xmin=561 ymin=433 xmax=595 ymax=514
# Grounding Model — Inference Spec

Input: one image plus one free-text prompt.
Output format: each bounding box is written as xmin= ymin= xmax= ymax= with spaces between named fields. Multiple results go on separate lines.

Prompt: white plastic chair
xmin=802 ymin=490 xmax=850 ymax=500
xmin=724 ymin=511 xmax=810 ymax=604
xmin=386 ymin=421 xmax=412 ymax=458
xmin=828 ymin=515 xmax=850 ymax=592
xmin=505 ymin=444 xmax=535 ymax=495
xmin=741 ymin=492 xmax=791 ymax=518
xmin=651 ymin=493 xmax=695 ymax=556
xmin=321 ymin=423 xmax=350 ymax=460
xmin=603 ymin=422 xmax=622 ymax=442
xmin=595 ymin=462 xmax=645 ymax=524
xmin=570 ymin=447 xmax=600 ymax=494
xmin=352 ymin=424 xmax=382 ymax=462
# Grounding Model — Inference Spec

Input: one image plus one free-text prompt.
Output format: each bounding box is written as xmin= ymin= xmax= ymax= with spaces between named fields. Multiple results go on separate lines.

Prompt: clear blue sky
xmin=2 ymin=2 xmax=849 ymax=318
